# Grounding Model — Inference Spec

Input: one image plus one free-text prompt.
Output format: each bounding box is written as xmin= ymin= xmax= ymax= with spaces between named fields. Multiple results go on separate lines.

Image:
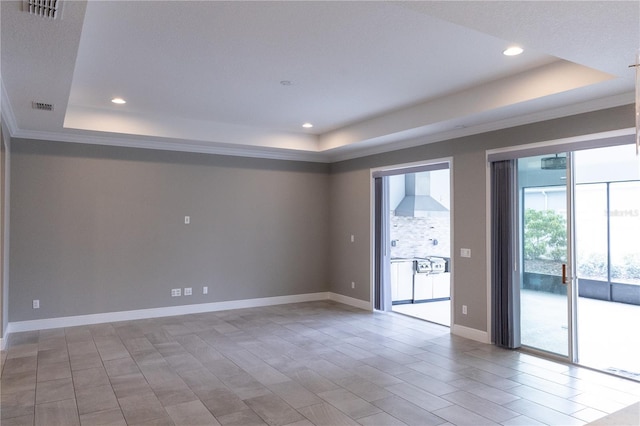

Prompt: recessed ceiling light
xmin=503 ymin=46 xmax=524 ymax=56
xmin=280 ymin=80 xmax=293 ymax=86
xmin=111 ymin=97 xmax=126 ymax=104
xmin=302 ymin=123 xmax=313 ymax=128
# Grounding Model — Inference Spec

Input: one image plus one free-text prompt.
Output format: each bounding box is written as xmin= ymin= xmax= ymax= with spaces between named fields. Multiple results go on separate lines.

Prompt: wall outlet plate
xmin=203 ymin=286 xmax=208 ymax=295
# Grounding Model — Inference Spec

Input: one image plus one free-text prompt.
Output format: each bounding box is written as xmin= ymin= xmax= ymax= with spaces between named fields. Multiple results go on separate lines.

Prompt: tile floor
xmin=1 ymin=300 xmax=640 ymax=426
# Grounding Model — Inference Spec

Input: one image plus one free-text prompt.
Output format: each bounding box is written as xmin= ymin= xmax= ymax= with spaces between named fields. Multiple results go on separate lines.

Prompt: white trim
xmin=6 ymin=292 xmax=329 ymax=333
xmin=485 ymin=155 xmax=493 ymax=345
xmin=10 ymin=128 xmax=330 ymax=163
xmin=328 ymin=292 xmax=372 ymax=311
xmin=452 ymin=324 xmax=491 ymax=344
xmin=486 ymin=128 xmax=634 ymax=158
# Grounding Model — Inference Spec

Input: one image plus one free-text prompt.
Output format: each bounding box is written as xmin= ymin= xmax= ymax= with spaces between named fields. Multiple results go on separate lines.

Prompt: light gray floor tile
xmin=500 ymin=415 xmax=546 ymax=425
xmin=1 ymin=388 xmax=35 ymax=420
xmin=3 ymin=302 xmax=640 ymax=426
xmin=110 ymin=373 xmax=154 ymax=399
xmin=164 ymin=400 xmax=220 ymax=426
xmin=440 ymin=390 xmax=520 ymax=422
xmin=37 ymin=348 xmax=69 ymax=366
xmin=510 ymin=384 xmax=586 ymax=414
xmin=267 ymin=380 xmax=323 ymax=409
xmin=36 ymin=377 xmax=75 ymax=404
xmin=395 ymin=370 xmax=457 ymax=396
xmin=245 ymin=393 xmax=305 ymax=426
xmin=3 ymin=356 xmax=38 ymax=376
xmin=35 ymin=398 xmax=80 ymax=426
xmin=217 ymin=408 xmax=268 ymax=426
xmin=1 ymin=414 xmax=35 ymax=426
xmin=75 ymin=384 xmax=119 ymax=415
xmin=432 ymin=405 xmax=499 ymax=426
xmin=297 ymin=402 xmax=360 ymax=426
xmin=80 ymin=408 xmax=127 ymax=426
xmin=37 ymin=360 xmax=71 ymax=382
xmin=385 ymin=382 xmax=452 ymax=412
xmin=504 ymin=398 xmax=585 ymax=425
xmin=202 ymin=388 xmax=249 ymax=417
xmin=372 ymin=395 xmax=447 ymax=426
xmin=2 ymin=370 xmax=37 ymax=394
xmin=118 ymin=393 xmax=168 ymax=425
xmin=73 ymin=366 xmax=111 ymax=389
xmin=357 ymin=411 xmax=408 ymax=426
xmin=103 ymin=356 xmax=140 ymax=377
xmin=317 ymin=388 xmax=381 ymax=419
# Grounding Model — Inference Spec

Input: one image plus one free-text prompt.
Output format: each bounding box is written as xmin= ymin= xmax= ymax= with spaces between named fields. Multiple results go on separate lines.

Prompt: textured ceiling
xmin=1 ymin=1 xmax=637 ymax=162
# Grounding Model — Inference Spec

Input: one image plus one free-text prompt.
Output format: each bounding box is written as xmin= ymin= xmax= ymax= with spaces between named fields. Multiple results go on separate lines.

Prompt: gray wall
xmin=10 ymin=139 xmax=330 ymax=322
xmin=329 ymin=104 xmax=634 ymax=333
xmin=7 ymin=104 xmax=634 ymax=337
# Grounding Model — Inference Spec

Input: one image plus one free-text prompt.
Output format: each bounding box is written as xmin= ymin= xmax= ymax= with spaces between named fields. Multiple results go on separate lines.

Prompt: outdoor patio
xmin=522 ymin=289 xmax=640 ymax=380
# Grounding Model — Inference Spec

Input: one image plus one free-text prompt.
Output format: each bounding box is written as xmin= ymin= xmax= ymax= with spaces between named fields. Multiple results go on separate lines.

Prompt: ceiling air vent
xmin=32 ymin=101 xmax=54 ymax=111
xmin=23 ymin=0 xmax=62 ymax=19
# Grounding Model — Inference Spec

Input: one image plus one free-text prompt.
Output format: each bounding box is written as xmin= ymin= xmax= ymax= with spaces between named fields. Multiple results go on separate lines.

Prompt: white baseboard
xmin=328 ymin=292 xmax=372 ymax=311
xmin=451 ymin=324 xmax=491 ymax=344
xmin=6 ymin=292 xmax=330 ymax=334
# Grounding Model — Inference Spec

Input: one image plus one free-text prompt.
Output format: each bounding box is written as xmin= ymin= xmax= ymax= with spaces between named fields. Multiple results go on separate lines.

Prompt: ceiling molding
xmin=326 ymin=92 xmax=634 ymax=163
xmin=5 ymin=90 xmax=633 ymax=165
xmin=9 ymin=128 xmax=331 ymax=163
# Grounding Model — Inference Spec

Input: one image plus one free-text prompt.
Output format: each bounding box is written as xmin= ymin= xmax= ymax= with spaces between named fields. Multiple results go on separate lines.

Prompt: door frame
xmin=486 ymin=128 xmax=634 ymax=360
xmin=369 ymin=157 xmax=454 ymax=322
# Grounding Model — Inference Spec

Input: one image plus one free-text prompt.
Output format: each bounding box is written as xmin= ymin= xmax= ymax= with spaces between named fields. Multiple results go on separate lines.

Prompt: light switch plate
xmin=460 ymin=248 xmax=471 ymax=258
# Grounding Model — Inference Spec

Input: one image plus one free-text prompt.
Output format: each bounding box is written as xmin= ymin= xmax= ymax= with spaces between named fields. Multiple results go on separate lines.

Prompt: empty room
xmin=1 ymin=1 xmax=639 ymax=425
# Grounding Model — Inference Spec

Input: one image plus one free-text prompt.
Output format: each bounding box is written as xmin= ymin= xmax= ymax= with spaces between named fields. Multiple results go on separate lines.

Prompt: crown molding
xmin=10 ymin=128 xmax=331 ymax=163
xmin=326 ymin=92 xmax=634 ymax=163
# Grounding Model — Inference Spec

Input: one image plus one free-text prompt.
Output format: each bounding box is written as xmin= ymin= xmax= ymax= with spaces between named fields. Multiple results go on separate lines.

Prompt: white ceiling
xmin=1 ymin=1 xmax=637 ymax=162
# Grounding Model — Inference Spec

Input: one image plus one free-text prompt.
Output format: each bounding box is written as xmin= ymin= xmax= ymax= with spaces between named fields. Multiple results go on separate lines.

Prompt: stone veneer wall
xmin=390 ymin=214 xmax=450 ymax=259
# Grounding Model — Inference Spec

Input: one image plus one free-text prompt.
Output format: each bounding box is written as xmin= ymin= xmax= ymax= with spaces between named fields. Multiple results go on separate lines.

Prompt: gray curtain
xmin=491 ymin=160 xmax=521 ymax=349
xmin=374 ymin=177 xmax=392 ymax=311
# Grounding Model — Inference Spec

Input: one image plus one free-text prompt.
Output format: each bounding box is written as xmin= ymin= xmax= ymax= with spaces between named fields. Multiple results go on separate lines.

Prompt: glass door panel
xmin=518 ymin=155 xmax=569 ymax=357
xmin=574 ymin=144 xmax=640 ymax=378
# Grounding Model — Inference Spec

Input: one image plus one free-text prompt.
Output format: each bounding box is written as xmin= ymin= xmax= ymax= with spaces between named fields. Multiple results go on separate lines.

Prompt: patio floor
xmin=521 ymin=289 xmax=640 ymax=380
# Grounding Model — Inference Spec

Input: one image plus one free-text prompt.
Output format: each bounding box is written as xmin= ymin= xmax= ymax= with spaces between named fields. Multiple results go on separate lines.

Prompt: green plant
xmin=524 ymin=209 xmax=567 ymax=261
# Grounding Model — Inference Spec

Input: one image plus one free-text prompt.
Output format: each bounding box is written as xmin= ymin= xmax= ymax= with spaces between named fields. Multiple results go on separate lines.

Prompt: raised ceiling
xmin=1 ymin=1 xmax=637 ymax=162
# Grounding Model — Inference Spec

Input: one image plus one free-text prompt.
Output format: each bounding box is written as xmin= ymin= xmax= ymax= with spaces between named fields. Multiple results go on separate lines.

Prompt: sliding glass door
xmin=510 ymin=144 xmax=640 ymax=376
xmin=573 ymin=145 xmax=640 ymax=378
xmin=517 ymin=153 xmax=572 ymax=358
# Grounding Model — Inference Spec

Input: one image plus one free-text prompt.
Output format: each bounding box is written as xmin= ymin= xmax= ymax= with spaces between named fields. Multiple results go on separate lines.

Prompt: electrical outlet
xmin=184 ymin=287 xmax=192 ymax=296
xmin=350 ymin=234 xmax=355 ymax=243
xmin=203 ymin=286 xmax=208 ymax=295
xmin=184 ymin=216 xmax=190 ymax=224
xmin=351 ymin=281 xmax=355 ymax=289
xmin=462 ymin=305 xmax=468 ymax=315
xmin=32 ymin=299 xmax=40 ymax=309
xmin=171 ymin=288 xmax=181 ymax=297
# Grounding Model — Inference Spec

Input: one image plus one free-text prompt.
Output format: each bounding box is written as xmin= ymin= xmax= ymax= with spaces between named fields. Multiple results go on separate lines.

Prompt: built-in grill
xmin=428 ymin=257 xmax=446 ymax=274
xmin=415 ymin=259 xmax=431 ymax=274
